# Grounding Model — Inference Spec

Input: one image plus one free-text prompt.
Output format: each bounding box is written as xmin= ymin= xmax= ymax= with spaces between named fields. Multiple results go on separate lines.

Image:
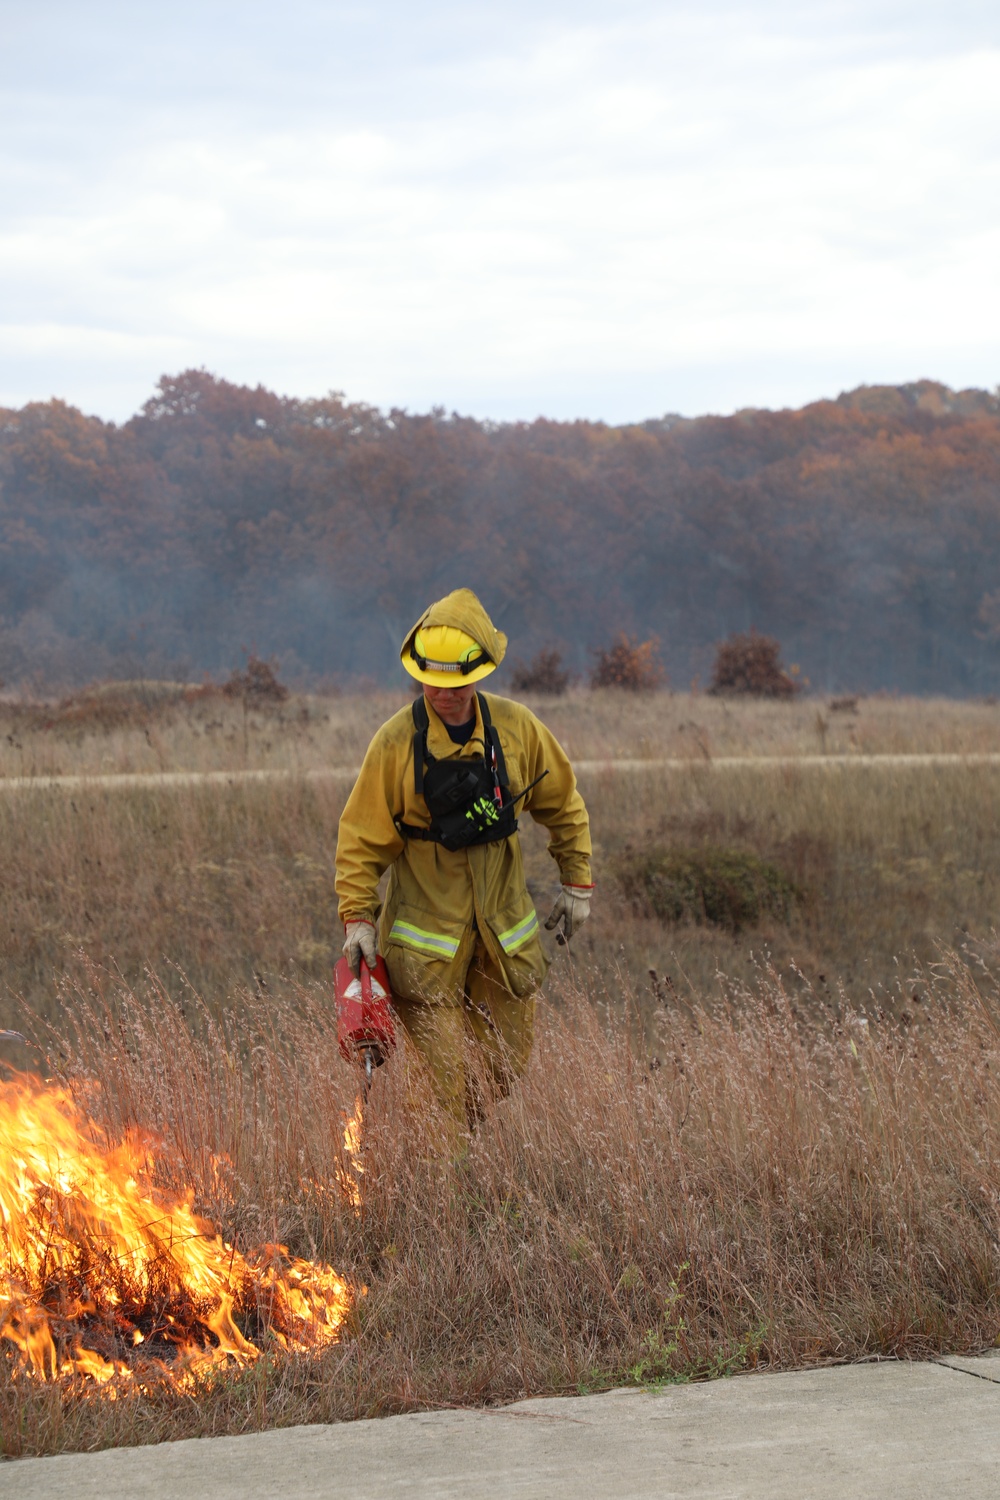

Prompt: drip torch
xmin=334 ymin=955 xmax=396 ymax=1096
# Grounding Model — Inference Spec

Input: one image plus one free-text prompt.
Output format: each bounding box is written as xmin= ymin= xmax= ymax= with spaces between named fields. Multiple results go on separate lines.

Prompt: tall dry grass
xmin=5 ymin=952 xmax=1000 ymax=1456
xmin=1 ymin=749 xmax=1000 ymax=1026
xmin=515 ymin=755 xmax=1000 ymax=998
xmin=3 ymin=684 xmax=1000 ymax=1455
xmin=0 ymin=686 xmax=407 ymax=779
xmin=0 ymin=779 xmax=348 ymax=1030
xmin=1 ymin=685 xmax=1000 ymax=779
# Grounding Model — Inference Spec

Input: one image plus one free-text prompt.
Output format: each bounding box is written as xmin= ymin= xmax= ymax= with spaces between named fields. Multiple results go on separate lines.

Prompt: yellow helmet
xmin=402 ymin=623 xmax=498 ymax=687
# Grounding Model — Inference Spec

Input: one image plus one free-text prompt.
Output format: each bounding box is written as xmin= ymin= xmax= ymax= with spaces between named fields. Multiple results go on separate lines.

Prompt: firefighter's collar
xmin=424 ymin=695 xmax=485 ymax=759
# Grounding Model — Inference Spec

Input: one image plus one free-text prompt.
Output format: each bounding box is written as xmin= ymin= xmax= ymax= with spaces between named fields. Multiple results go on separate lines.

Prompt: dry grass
xmin=0 ymin=692 xmax=999 ymax=1026
xmin=1 ymin=685 xmax=1000 ymax=778
xmin=518 ymin=753 xmax=1000 ymax=1001
xmin=0 ymin=685 xmax=403 ymax=779
xmin=2 ymin=685 xmax=1000 ymax=1454
xmin=0 ymin=780 xmax=348 ymax=1032
xmin=540 ymin=688 xmax=1000 ymax=761
xmin=4 ymin=952 xmax=1000 ymax=1456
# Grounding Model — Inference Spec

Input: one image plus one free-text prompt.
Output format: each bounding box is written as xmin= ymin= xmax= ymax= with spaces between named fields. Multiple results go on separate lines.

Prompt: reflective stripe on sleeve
xmin=388 ymin=920 xmax=460 ymax=958
xmin=497 ymin=910 xmax=539 ymax=955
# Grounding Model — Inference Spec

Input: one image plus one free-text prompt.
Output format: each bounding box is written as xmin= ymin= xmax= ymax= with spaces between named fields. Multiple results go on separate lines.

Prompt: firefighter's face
xmin=424 ymin=683 xmax=477 ymax=726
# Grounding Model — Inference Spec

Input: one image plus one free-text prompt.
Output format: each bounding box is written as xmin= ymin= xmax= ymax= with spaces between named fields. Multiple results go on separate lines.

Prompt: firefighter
xmin=335 ymin=588 xmax=593 ymax=1130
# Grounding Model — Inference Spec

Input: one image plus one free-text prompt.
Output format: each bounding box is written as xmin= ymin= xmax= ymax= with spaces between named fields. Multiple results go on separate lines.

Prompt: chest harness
xmin=394 ymin=693 xmax=547 ymax=853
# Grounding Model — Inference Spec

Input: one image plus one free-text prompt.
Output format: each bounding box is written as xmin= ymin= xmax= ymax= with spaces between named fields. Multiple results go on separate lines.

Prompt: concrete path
xmin=1 ymin=752 xmax=1000 ymax=795
xmin=6 ymin=1357 xmax=1000 ymax=1499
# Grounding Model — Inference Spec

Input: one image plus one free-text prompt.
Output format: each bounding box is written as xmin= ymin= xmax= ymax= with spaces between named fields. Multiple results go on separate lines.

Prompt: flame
xmin=0 ymin=1075 xmax=355 ymax=1386
xmin=337 ymin=1097 xmax=364 ymax=1214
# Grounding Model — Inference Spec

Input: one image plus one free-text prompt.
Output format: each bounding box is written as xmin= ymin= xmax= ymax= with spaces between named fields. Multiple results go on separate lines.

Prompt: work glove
xmin=544 ymin=884 xmax=594 ymax=941
xmin=343 ymin=919 xmax=378 ymax=976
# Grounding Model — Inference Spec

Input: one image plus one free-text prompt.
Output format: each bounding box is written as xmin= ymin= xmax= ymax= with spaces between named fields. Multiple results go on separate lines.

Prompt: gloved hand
xmin=544 ymin=884 xmax=594 ymax=940
xmin=343 ymin=919 xmax=378 ymax=976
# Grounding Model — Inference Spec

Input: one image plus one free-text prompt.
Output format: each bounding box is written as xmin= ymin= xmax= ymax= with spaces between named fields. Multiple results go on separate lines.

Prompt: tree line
xmin=1 ymin=368 xmax=998 ymax=693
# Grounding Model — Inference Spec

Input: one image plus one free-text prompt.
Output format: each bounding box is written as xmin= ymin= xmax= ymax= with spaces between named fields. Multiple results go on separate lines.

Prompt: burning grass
xmin=3 ymin=952 xmax=1000 ymax=1455
xmin=0 ymin=1073 xmax=355 ymax=1388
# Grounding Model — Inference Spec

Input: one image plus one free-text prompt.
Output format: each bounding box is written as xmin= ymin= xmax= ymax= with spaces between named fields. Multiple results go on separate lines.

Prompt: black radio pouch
xmin=395 ymin=694 xmax=540 ymax=853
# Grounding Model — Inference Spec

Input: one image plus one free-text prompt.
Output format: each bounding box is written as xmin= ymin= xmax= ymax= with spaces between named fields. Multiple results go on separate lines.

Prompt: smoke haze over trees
xmin=1 ymin=368 xmax=999 ymax=694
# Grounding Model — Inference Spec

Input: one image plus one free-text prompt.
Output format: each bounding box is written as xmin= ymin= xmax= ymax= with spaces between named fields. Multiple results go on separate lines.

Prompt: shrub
xmin=591 ymin=635 xmax=663 ymax=691
xmin=222 ymin=654 xmax=289 ymax=703
xmin=708 ymin=631 xmax=802 ymax=698
xmin=510 ymin=649 xmax=570 ymax=696
xmin=613 ymin=845 xmax=798 ymax=932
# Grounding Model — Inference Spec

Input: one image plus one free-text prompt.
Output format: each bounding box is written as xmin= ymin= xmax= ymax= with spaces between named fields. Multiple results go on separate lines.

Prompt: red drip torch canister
xmin=335 ymin=955 xmax=396 ymax=1086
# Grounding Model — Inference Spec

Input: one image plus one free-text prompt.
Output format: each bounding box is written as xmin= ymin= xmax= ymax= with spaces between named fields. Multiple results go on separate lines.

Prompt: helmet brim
xmin=401 ymin=654 xmax=498 ymax=687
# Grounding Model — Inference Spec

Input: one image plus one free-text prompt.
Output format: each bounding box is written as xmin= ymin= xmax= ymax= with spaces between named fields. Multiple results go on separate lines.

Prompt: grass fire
xmin=0 ymin=1073 xmax=355 ymax=1388
xmin=2 ymin=688 xmax=1000 ymax=1459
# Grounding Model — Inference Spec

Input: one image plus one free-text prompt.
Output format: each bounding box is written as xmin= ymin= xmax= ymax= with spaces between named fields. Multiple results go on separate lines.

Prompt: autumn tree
xmin=1 ymin=370 xmax=999 ymax=692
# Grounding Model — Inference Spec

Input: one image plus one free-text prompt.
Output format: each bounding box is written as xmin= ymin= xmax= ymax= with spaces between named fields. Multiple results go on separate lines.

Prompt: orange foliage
xmin=0 ymin=372 xmax=999 ymax=692
xmin=591 ymin=635 xmax=663 ymax=691
xmin=708 ymin=631 xmax=802 ymax=698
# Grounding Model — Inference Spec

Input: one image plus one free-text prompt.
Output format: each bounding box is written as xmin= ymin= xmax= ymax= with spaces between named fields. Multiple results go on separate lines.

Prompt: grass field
xmin=0 ymin=685 xmax=998 ymax=1025
xmin=4 ymin=680 xmax=1000 ymax=776
xmin=2 ymin=684 xmax=1000 ymax=1456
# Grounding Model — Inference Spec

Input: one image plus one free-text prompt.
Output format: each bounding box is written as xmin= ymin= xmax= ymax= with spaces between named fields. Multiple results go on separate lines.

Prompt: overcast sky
xmin=1 ymin=0 xmax=998 ymax=423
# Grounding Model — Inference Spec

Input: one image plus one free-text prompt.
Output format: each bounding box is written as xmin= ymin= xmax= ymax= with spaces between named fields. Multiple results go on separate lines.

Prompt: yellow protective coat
xmin=335 ymin=690 xmax=592 ymax=1008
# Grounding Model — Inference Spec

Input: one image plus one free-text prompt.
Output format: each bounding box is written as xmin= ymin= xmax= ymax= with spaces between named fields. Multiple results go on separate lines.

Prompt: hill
xmin=1 ymin=370 xmax=998 ymax=691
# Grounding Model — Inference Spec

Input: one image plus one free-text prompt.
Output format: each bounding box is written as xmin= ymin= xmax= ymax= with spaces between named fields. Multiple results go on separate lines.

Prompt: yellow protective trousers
xmin=391 ymin=933 xmax=535 ymax=1132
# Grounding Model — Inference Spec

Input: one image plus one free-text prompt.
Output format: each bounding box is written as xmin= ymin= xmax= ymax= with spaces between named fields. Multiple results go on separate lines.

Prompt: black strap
xmin=394 ymin=819 xmax=437 ymax=841
xmin=400 ymin=692 xmax=528 ymax=848
xmin=410 ymin=692 xmax=508 ymax=795
xmin=394 ymin=767 xmax=547 ymax=844
xmin=410 ymin=695 xmax=429 ymax=797
xmin=409 ymin=639 xmax=493 ymax=676
xmin=395 ymin=690 xmax=548 ymax=846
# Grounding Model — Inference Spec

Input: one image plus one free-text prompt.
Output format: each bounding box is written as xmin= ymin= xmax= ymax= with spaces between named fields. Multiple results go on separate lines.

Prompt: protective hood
xmin=400 ymin=588 xmax=507 ymax=686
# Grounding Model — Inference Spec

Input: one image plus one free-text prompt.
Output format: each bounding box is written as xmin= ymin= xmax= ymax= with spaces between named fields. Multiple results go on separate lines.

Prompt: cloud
xmin=0 ymin=0 xmax=998 ymax=421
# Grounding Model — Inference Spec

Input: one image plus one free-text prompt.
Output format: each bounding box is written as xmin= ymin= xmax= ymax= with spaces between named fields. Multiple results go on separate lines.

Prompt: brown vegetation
xmin=590 ymin=636 xmax=663 ymax=691
xmin=1 ymin=688 xmax=1000 ymax=1452
xmin=2 ymin=681 xmax=1000 ymax=780
xmin=612 ymin=846 xmax=798 ymax=932
xmin=509 ymin=649 xmax=570 ymax=696
xmin=222 ymin=655 xmax=290 ymax=704
xmin=0 ymin=689 xmax=998 ymax=1023
xmin=708 ymin=631 xmax=802 ymax=698
xmin=4 ymin=953 xmax=1000 ymax=1455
